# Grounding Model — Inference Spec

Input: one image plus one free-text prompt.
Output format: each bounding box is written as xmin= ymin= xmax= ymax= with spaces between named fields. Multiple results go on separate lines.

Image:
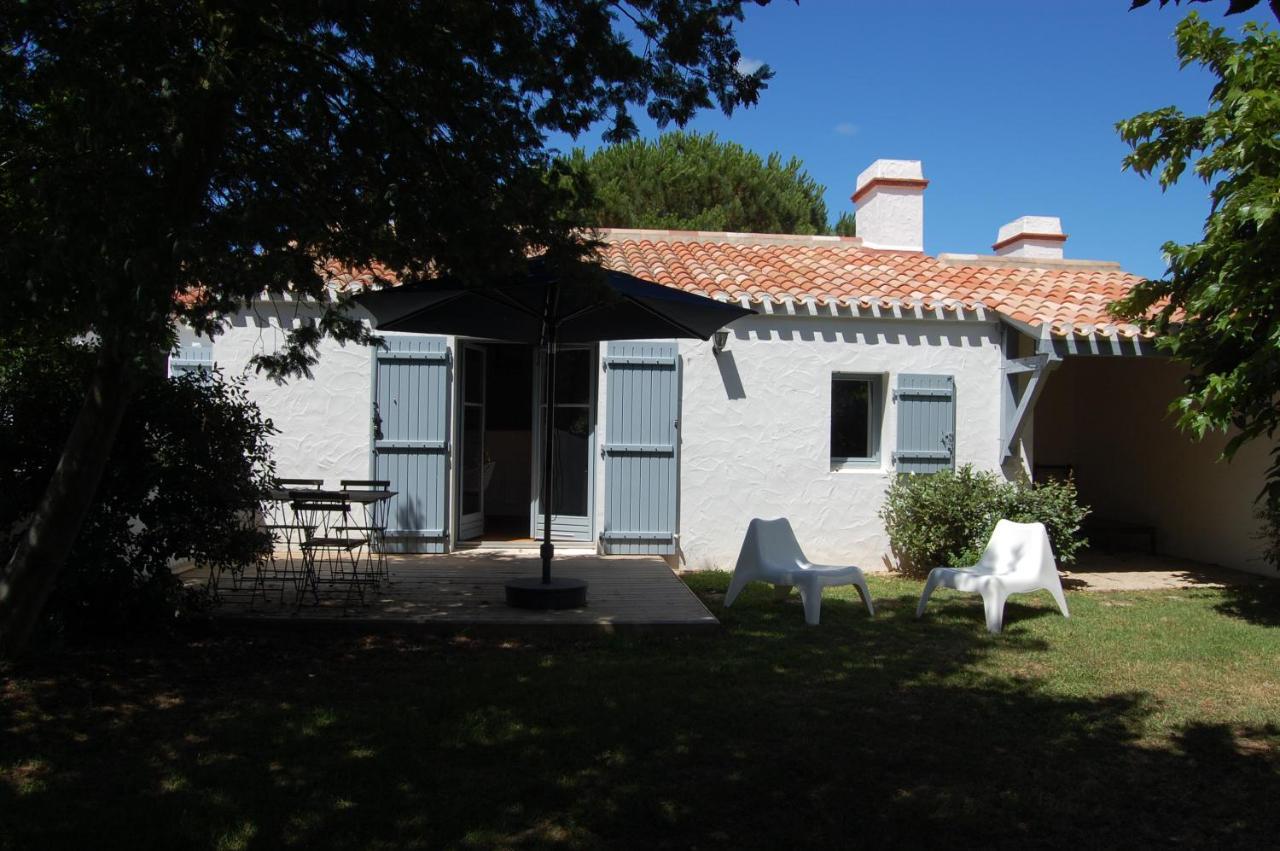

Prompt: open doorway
xmin=458 ymin=342 xmax=534 ymax=542
xmin=455 ymin=341 xmax=597 ymax=545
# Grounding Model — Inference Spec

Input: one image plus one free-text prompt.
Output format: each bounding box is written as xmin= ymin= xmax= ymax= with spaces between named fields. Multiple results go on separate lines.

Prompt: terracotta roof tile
xmin=319 ymin=257 xmax=399 ymax=293
xmin=597 ymin=234 xmax=1148 ymax=338
xmin=316 ymin=232 xmax=1147 ymax=340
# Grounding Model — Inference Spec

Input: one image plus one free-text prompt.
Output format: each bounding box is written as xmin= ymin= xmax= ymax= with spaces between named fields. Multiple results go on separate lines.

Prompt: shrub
xmin=0 ymin=340 xmax=276 ymax=637
xmin=880 ymin=464 xmax=1090 ymax=576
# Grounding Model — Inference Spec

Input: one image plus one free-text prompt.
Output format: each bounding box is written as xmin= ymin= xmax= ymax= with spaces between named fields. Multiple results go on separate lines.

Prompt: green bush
xmin=0 ymin=340 xmax=276 ymax=637
xmin=879 ymin=464 xmax=1090 ymax=575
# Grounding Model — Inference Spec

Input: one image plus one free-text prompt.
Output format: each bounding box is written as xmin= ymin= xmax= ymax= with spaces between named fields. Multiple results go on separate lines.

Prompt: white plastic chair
xmin=915 ymin=519 xmax=1070 ymax=634
xmin=724 ymin=518 xmax=874 ymax=625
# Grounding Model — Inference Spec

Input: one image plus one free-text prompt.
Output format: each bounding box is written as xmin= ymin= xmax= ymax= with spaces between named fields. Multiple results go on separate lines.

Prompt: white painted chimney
xmin=852 ymin=159 xmax=927 ymax=251
xmin=993 ymin=216 xmax=1067 ymax=259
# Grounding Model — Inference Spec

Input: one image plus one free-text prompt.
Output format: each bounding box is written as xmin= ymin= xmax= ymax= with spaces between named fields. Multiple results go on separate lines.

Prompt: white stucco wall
xmin=196 ymin=307 xmax=1007 ymax=565
xmin=181 ymin=295 xmax=1273 ymax=576
xmin=672 ymin=314 xmax=1006 ymax=571
xmin=183 ymin=303 xmax=376 ymax=485
xmin=1034 ymin=357 xmax=1273 ymax=575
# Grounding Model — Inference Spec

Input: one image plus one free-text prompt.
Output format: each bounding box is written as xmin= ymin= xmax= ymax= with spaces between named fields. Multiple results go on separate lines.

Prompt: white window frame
xmin=830 ymin=372 xmax=884 ymax=470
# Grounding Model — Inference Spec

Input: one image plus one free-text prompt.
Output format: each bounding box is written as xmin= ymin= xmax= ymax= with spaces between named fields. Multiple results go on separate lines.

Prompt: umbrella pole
xmin=505 ymin=275 xmax=587 ymax=610
xmin=540 ymin=333 xmax=556 ymax=585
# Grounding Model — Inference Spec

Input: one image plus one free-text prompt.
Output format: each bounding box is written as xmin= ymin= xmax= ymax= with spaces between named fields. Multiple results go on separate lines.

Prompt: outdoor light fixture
xmin=712 ymin=329 xmax=730 ymax=354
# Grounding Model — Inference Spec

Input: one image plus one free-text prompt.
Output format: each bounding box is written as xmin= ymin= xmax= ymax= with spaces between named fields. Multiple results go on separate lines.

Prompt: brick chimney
xmin=852 ymin=159 xmax=927 ymax=252
xmin=993 ymin=216 xmax=1067 ymax=259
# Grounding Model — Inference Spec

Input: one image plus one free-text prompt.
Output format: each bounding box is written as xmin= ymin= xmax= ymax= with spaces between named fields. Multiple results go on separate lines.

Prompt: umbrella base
xmin=504 ymin=577 xmax=589 ymax=609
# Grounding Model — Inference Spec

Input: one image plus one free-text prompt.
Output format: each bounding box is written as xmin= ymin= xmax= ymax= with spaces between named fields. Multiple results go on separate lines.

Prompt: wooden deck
xmin=185 ymin=549 xmax=719 ymax=635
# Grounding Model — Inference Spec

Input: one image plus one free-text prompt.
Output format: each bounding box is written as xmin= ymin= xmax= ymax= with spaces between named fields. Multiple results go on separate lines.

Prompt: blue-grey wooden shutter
xmin=168 ymin=342 xmax=214 ymax=380
xmin=893 ymin=374 xmax=955 ymax=474
xmin=601 ymin=341 xmax=680 ymax=555
xmin=373 ymin=336 xmax=451 ymax=553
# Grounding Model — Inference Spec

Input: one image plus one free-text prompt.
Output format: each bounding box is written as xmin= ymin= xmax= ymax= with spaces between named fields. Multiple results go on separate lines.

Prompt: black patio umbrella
xmin=355 ymin=260 xmax=755 ymax=609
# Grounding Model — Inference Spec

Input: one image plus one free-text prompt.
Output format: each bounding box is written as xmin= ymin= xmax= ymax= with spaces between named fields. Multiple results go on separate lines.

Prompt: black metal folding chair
xmin=337 ymin=479 xmax=391 ymax=587
xmin=253 ymin=494 xmax=314 ymax=605
xmin=295 ymin=494 xmax=369 ymax=608
xmin=250 ymin=479 xmax=326 ymax=605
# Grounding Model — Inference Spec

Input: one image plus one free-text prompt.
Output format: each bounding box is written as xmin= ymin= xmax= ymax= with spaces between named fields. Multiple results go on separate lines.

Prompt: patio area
xmin=1059 ymin=548 xmax=1273 ymax=591
xmin=184 ymin=549 xmax=719 ymax=635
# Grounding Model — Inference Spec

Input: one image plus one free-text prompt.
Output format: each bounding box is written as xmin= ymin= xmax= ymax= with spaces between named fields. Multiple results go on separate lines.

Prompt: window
xmin=831 ymin=374 xmax=883 ymax=467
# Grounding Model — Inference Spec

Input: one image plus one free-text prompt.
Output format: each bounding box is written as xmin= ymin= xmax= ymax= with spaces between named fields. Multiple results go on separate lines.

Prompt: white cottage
xmin=176 ymin=159 xmax=1274 ymax=577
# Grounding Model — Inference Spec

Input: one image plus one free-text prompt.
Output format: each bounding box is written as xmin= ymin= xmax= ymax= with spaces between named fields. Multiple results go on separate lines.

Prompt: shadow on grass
xmin=2 ymin=572 xmax=1277 ymax=850
xmin=1212 ymin=578 xmax=1280 ymax=628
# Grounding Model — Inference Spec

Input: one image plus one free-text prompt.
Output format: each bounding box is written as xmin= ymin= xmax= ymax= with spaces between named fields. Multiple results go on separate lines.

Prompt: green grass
xmin=2 ymin=573 xmax=1278 ymax=849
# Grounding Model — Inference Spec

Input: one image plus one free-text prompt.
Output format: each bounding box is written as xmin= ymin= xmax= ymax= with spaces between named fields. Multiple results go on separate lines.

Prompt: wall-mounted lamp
xmin=712 ymin=329 xmax=730 ymax=355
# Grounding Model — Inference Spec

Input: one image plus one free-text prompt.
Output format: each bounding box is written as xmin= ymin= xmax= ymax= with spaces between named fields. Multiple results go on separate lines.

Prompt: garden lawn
xmin=2 ymin=573 xmax=1278 ymax=850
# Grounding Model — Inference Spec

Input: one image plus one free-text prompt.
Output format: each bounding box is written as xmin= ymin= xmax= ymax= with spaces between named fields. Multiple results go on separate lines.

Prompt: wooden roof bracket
xmin=1000 ymin=323 xmax=1063 ymax=463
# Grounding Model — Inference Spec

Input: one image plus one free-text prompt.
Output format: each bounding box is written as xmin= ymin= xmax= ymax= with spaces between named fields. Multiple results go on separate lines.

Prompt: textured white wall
xmin=195 ymin=303 xmax=376 ymax=486
xmin=184 ymin=306 xmax=1051 ymax=572
xmin=673 ymin=315 xmax=1006 ymax=571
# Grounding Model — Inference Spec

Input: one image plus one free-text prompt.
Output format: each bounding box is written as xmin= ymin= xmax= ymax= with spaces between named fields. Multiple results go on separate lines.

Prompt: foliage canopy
xmin=0 ymin=341 xmax=276 ymax=636
xmin=1130 ymin=0 xmax=1279 ymax=19
xmin=565 ymin=131 xmax=838 ymax=235
xmin=1112 ymin=13 xmax=1280 ymax=505
xmin=1 ymin=0 xmax=776 ymax=376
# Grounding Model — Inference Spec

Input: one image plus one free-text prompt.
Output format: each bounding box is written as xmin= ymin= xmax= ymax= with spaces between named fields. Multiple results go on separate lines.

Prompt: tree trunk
xmin=0 ymin=344 xmax=138 ymax=656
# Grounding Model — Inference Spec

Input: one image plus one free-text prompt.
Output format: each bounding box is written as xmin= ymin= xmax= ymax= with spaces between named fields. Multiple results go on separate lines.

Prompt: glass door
xmin=532 ymin=345 xmax=595 ymax=540
xmin=458 ymin=342 xmax=486 ymax=541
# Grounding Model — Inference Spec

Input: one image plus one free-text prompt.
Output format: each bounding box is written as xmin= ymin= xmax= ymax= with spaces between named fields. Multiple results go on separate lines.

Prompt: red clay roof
xmin=319 ymin=257 xmax=400 ymax=292
xmin=597 ymin=230 xmax=1147 ymax=338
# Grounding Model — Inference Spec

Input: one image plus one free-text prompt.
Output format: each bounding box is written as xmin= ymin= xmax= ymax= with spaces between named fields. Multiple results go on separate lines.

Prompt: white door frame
xmin=530 ymin=343 xmax=598 ymax=541
xmin=456 ymin=341 xmax=487 ymax=541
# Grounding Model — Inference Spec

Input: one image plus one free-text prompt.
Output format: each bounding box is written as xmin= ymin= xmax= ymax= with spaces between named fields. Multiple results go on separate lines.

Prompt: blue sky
xmin=547 ymin=0 xmax=1265 ymax=279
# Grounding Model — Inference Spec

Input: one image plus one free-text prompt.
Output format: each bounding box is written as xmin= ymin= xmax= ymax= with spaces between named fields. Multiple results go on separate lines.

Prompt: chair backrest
xmin=975 ymin=519 xmax=1056 ymax=578
xmin=291 ymin=499 xmax=349 ymax=512
xmin=278 ymin=477 xmax=324 ymax=490
xmin=742 ymin=517 xmax=808 ymax=569
xmin=291 ymin=495 xmax=350 ymax=532
xmin=339 ymin=479 xmax=390 ymax=491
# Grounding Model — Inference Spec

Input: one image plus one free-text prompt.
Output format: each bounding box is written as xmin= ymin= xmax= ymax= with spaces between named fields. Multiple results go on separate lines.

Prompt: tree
xmin=1130 ymin=0 xmax=1279 ymax=21
xmin=1 ymin=340 xmax=277 ymax=636
xmin=565 ymin=131 xmax=833 ymax=234
xmin=833 ymin=210 xmax=857 ymax=237
xmin=0 ymin=1 xmax=777 ymax=654
xmin=1113 ymin=11 xmax=1280 ymax=529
